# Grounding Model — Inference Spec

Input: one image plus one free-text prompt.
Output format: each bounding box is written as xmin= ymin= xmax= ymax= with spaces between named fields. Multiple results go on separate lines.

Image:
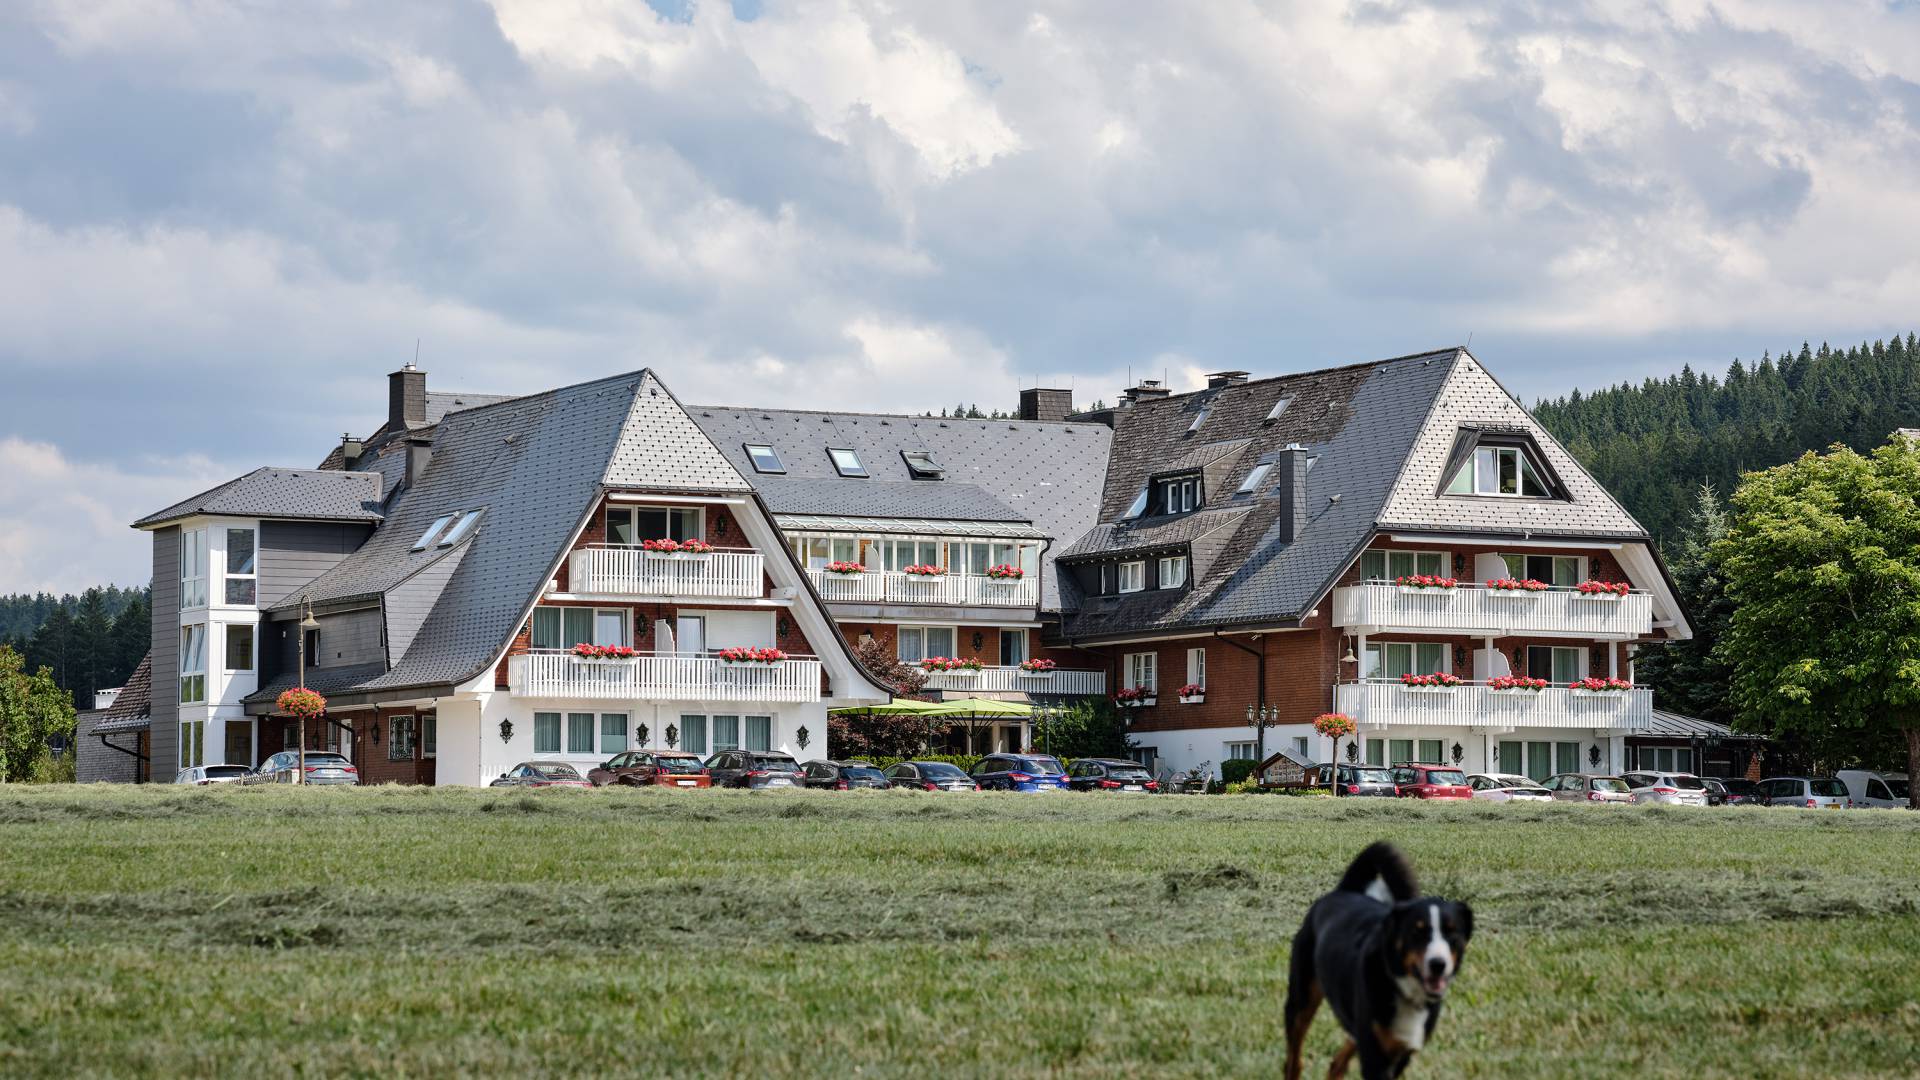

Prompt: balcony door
xmin=1363 ymin=641 xmax=1448 ymax=680
xmin=533 ymin=606 xmax=628 ymax=650
xmin=607 ymin=505 xmax=702 ymax=546
xmin=1526 ymin=646 xmax=1583 ymax=683
xmin=880 ymin=539 xmax=941 ymax=571
xmin=1502 ymin=554 xmax=1583 ymax=586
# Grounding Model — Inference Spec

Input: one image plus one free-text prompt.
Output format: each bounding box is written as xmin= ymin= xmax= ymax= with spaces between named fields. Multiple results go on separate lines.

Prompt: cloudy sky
xmin=5 ymin=0 xmax=1920 ymax=595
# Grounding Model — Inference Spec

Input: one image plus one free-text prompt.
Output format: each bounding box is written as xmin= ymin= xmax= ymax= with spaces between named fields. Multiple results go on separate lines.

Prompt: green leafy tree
xmin=1716 ymin=440 xmax=1920 ymax=805
xmin=0 ymin=645 xmax=76 ymax=783
xmin=1638 ymin=484 xmax=1735 ymax=722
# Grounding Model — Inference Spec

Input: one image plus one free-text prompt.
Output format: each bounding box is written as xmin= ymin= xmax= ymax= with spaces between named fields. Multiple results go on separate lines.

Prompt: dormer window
xmin=1441 ymin=434 xmax=1558 ymax=498
xmin=901 ymin=450 xmax=944 ymax=479
xmin=828 ymin=447 xmax=867 ymax=478
xmin=744 ymin=444 xmax=785 ymax=474
xmin=1156 ymin=474 xmax=1201 ymax=515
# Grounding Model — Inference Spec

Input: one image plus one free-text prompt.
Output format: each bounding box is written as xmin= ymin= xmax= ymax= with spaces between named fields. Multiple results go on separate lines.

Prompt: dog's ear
xmin=1454 ymin=901 xmax=1474 ymax=942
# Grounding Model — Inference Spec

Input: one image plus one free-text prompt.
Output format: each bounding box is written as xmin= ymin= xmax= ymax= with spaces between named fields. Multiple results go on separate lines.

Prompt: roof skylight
xmin=828 ymin=447 xmax=868 ymax=478
xmin=1235 ymin=462 xmax=1273 ymax=495
xmin=1123 ymin=484 xmax=1150 ymax=519
xmin=438 ymin=509 xmax=483 ymax=547
xmin=1187 ymin=406 xmax=1211 ymax=434
xmin=902 ymin=450 xmax=944 ymax=479
xmin=745 ymin=444 xmax=786 ymax=474
xmin=1266 ymin=397 xmax=1292 ymax=423
xmin=412 ymin=514 xmax=455 ymax=551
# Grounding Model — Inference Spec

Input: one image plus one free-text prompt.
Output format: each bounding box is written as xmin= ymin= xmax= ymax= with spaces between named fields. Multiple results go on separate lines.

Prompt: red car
xmin=1391 ymin=763 xmax=1473 ymax=800
xmin=588 ymin=751 xmax=712 ymax=788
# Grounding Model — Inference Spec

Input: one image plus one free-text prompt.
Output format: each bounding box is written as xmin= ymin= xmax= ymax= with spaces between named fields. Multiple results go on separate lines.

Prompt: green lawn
xmin=1 ymin=787 xmax=1916 ymax=1077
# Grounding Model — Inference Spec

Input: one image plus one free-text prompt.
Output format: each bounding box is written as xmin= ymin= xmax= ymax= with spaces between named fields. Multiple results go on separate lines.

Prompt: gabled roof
xmin=134 ymin=468 xmax=384 ymax=529
xmin=90 ymin=652 xmax=152 ymax=734
xmin=315 ymin=390 xmax=518 ymax=469
xmin=688 ymin=406 xmax=1112 ymax=610
xmin=1059 ymin=349 xmax=1466 ymax=639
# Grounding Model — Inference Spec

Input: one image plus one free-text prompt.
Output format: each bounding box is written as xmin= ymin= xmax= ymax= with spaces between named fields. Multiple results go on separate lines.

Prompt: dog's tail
xmin=1334 ymin=841 xmax=1418 ymax=905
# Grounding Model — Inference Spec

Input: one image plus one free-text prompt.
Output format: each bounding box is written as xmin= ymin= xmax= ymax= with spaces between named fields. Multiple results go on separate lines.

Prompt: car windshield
xmin=1809 ymin=779 xmax=1848 ymax=797
xmin=1426 ymin=770 xmax=1467 ymax=786
xmin=655 ymin=757 xmax=703 ymax=773
xmin=844 ymin=767 xmax=887 ymax=781
xmin=1591 ymin=777 xmax=1631 ymax=793
xmin=919 ymin=763 xmax=967 ymax=778
xmin=1671 ymin=776 xmax=1707 ymax=790
xmin=532 ymin=764 xmax=582 ymax=779
xmin=1105 ymin=766 xmax=1152 ymax=781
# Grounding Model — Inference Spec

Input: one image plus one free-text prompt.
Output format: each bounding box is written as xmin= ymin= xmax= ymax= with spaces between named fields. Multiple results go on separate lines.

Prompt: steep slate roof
xmin=315 ymin=390 xmax=518 ymax=470
xmin=134 ymin=468 xmax=385 ymax=529
xmin=253 ymin=370 xmax=752 ymax=697
xmin=751 ymin=477 xmax=1026 ymax=521
xmin=90 ymin=652 xmax=153 ymax=735
xmin=688 ymin=406 xmax=1112 ymax=609
xmin=1059 ymin=349 xmax=1470 ymax=639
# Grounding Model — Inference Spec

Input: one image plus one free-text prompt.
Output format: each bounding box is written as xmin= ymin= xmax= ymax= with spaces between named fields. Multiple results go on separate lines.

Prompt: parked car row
xmin=486 ymin=752 xmax=1164 ymax=793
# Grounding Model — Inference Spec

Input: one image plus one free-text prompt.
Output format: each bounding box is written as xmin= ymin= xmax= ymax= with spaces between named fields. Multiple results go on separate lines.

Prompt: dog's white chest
xmin=1387 ymin=998 xmax=1428 ymax=1052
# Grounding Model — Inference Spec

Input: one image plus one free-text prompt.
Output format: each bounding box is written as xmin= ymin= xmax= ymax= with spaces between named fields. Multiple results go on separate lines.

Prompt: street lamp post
xmin=296 ymin=601 xmax=319 ymax=784
xmin=1247 ymin=703 xmax=1276 ymax=763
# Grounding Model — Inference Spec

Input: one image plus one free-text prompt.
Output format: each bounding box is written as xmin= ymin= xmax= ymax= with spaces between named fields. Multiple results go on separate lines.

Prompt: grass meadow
xmin=1 ymin=786 xmax=1916 ymax=1077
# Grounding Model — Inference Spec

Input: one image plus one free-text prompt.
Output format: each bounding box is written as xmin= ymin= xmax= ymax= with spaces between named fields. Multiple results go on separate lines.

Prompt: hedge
xmin=1219 ymin=759 xmax=1258 ymax=785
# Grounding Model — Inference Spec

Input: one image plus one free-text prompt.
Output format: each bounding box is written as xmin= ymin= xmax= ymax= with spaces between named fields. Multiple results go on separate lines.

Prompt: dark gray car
xmin=705 ymin=750 xmax=803 ymax=788
xmin=883 ymin=761 xmax=978 ymax=791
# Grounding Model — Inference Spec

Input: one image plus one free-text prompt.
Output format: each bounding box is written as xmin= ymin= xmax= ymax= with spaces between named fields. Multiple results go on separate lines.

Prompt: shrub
xmin=1220 ymin=759 xmax=1258 ymax=785
xmin=863 ymin=754 xmax=982 ymax=773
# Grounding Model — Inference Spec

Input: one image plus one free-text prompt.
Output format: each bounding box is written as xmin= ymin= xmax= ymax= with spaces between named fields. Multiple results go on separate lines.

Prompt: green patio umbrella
xmin=826 ymin=698 xmax=950 ymax=716
xmin=926 ymin=698 xmax=1032 ymax=717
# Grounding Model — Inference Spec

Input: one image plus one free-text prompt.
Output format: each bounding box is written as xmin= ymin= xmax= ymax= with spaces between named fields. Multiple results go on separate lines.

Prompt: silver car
xmin=1467 ymin=773 xmax=1553 ymax=803
xmin=1544 ymin=772 xmax=1633 ymax=804
xmin=1620 ymin=771 xmax=1711 ymax=807
xmin=1759 ymin=776 xmax=1852 ymax=809
xmin=251 ymin=750 xmax=360 ymax=785
xmin=173 ymin=764 xmax=257 ymax=785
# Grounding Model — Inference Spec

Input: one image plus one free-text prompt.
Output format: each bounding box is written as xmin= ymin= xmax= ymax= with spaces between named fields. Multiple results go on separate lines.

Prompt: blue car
xmin=969 ymin=753 xmax=1070 ymax=792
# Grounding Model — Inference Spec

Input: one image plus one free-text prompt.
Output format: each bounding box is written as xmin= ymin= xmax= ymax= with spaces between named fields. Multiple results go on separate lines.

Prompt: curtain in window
xmin=1365 ymin=739 xmax=1385 ymax=766
xmin=1526 ymin=741 xmax=1552 ymax=782
xmin=680 ymin=714 xmax=708 ymax=754
xmin=600 ymin=714 xmax=628 ymax=753
xmin=1389 ymin=739 xmax=1413 ymax=765
xmin=534 ymin=713 xmax=561 ymax=754
xmin=567 ymin=713 xmax=595 ymax=754
xmin=389 ymin=716 xmax=416 ymax=761
xmin=745 ymin=716 xmax=771 ymax=752
xmin=712 ymin=715 xmax=740 ymax=751
xmin=999 ymin=630 xmax=1028 ymax=666
xmin=1499 ymin=741 xmax=1523 ymax=775
xmin=1418 ymin=740 xmax=1444 ymax=764
xmin=1555 ymin=742 xmax=1579 ymax=774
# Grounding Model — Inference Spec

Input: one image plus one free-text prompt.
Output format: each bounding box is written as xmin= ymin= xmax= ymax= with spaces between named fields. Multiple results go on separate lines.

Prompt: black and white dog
xmin=1284 ymin=842 xmax=1473 ymax=1080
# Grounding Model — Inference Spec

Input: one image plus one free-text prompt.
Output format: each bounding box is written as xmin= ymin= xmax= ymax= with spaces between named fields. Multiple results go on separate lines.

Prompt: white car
xmin=173 ymin=764 xmax=257 ymax=785
xmin=1836 ymin=770 xmax=1911 ymax=809
xmin=1466 ymin=773 xmax=1552 ymax=802
xmin=1620 ymin=771 xmax=1711 ymax=807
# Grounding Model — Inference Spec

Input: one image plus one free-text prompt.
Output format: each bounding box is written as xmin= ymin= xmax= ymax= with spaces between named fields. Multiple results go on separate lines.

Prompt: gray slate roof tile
xmin=134 ymin=468 xmax=384 ymax=529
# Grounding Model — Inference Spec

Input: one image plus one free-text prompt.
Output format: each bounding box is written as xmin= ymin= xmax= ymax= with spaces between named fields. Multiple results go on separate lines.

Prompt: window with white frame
xmin=1293 ymin=736 xmax=1310 ymax=756
xmin=179 ymin=624 xmax=207 ymax=703
xmin=1445 ymin=443 xmax=1553 ymax=497
xmin=792 ymin=535 xmax=861 ymax=569
xmin=1362 ymin=641 xmax=1448 ymax=680
xmin=607 ymin=505 xmax=702 ymax=545
xmin=896 ymin=625 xmax=957 ymax=662
xmin=389 ymin=715 xmax=416 ymax=761
xmin=1501 ymin=553 xmax=1583 ymax=587
xmin=567 ymin=712 xmax=595 ymax=754
xmin=438 ymin=510 xmax=482 ymax=547
xmin=1186 ymin=647 xmax=1206 ymax=690
xmin=534 ymin=712 xmax=561 ymax=754
xmin=1527 ymin=646 xmax=1584 ymax=683
xmin=744 ymin=444 xmax=785 ymax=473
xmin=1124 ymin=651 xmax=1157 ymax=693
xmin=179 ymin=720 xmax=204 ymax=770
xmin=745 ymin=715 xmax=772 ymax=751
xmin=1235 ymin=462 xmax=1272 ymax=495
xmin=712 ymin=714 xmax=741 ymax=751
xmin=828 ymin=448 xmax=868 ymax=478
xmin=412 ymin=515 xmax=455 ymax=551
xmin=1122 ymin=485 xmax=1150 ymax=519
xmin=999 ymin=629 xmax=1029 ymax=666
xmin=224 ymin=624 xmax=254 ymax=672
xmin=1359 ymin=549 xmax=1448 ymax=581
xmin=531 ymin=606 xmax=627 ymax=650
xmin=879 ymin=538 xmax=941 ymax=571
xmin=1225 ymin=742 xmax=1256 ymax=760
xmin=600 ymin=713 xmax=628 ymax=754
xmin=1117 ymin=561 xmax=1145 ymax=593
xmin=179 ymin=528 xmax=207 ymax=608
xmin=680 ymin=714 xmax=708 ymax=755
xmin=1156 ymin=475 xmax=1201 ymax=514
xmin=224 ymin=528 xmax=256 ymax=605
xmin=1266 ymin=396 xmax=1293 ymax=422
xmin=1160 ymin=556 xmax=1189 ymax=589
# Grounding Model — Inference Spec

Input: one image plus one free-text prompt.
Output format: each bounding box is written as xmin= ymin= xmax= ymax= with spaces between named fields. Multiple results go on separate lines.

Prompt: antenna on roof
xmin=1465 ymin=331 xmax=1474 ymax=349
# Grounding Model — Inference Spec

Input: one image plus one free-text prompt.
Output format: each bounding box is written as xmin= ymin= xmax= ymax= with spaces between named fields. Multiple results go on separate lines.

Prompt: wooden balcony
xmin=920 ymin=666 xmax=1106 ymax=695
xmin=1333 ymin=680 xmax=1653 ymax=732
xmin=805 ymin=568 xmax=1039 ymax=608
xmin=508 ymin=651 xmax=821 ymax=703
xmin=1332 ymin=583 xmax=1654 ymax=638
xmin=568 ymin=545 xmax=765 ymax=599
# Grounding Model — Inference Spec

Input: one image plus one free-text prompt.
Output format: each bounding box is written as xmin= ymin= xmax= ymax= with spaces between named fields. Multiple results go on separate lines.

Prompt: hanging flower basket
xmin=825 ymin=561 xmax=867 ymax=576
xmin=717 ymin=647 xmax=788 ymax=665
xmin=1569 ymin=676 xmax=1634 ymax=696
xmin=1399 ymin=672 xmax=1462 ymax=694
xmin=1574 ymin=580 xmax=1631 ymax=600
xmin=1176 ymin=683 xmax=1206 ymax=705
xmin=1488 ymin=675 xmax=1550 ymax=695
xmin=1486 ymin=577 xmax=1549 ymax=595
xmin=277 ymin=687 xmax=327 ymax=720
xmin=1313 ymin=712 xmax=1357 ymax=740
xmin=1017 ymin=658 xmax=1056 ymax=678
xmin=1395 ymin=574 xmax=1459 ymax=595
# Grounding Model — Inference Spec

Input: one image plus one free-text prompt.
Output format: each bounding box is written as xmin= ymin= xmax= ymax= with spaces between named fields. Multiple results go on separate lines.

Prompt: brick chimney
xmin=389 ymin=364 xmax=427 ymax=431
xmin=1276 ymin=443 xmax=1309 ymax=544
xmin=1206 ymin=370 xmax=1250 ymax=389
xmin=1018 ymin=388 xmax=1074 ymax=422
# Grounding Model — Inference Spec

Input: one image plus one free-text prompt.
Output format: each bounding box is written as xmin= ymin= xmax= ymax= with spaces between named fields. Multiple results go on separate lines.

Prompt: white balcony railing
xmin=508 ymin=651 xmax=821 ymax=703
xmin=804 ymin=568 xmax=1039 ymax=608
xmin=920 ymin=666 xmax=1106 ymax=695
xmin=1332 ymin=583 xmax=1654 ymax=637
xmin=1333 ymin=680 xmax=1652 ymax=732
xmin=568 ymin=546 xmax=765 ymax=599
